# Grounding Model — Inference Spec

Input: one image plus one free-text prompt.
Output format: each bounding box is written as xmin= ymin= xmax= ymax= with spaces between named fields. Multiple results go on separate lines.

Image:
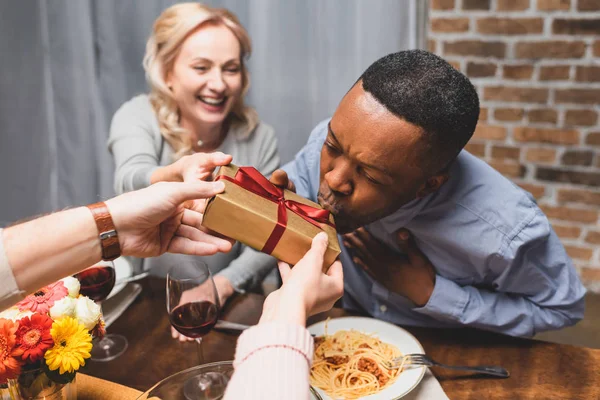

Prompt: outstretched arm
xmin=1 ymin=180 xmax=232 ymax=309
xmin=224 ymin=233 xmax=344 ymax=400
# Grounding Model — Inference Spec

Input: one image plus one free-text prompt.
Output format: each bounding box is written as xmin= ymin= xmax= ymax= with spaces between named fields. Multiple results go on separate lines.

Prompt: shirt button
xmin=379 ymin=305 xmax=388 ymax=313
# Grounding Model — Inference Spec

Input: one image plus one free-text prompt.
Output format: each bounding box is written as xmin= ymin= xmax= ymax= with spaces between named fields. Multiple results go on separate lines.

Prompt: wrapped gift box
xmin=202 ymin=164 xmax=340 ymax=271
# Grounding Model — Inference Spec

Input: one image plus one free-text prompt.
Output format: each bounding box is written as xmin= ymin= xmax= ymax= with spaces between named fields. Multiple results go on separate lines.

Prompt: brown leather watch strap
xmin=87 ymin=202 xmax=121 ymax=261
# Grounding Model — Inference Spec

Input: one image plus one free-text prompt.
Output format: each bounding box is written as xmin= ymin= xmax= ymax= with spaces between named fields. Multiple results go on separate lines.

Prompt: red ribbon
xmin=216 ymin=166 xmax=334 ymax=255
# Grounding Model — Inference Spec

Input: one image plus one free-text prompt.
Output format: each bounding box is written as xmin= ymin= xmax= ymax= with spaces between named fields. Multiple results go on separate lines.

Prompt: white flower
xmin=0 ymin=307 xmax=33 ymax=321
xmin=74 ymin=296 xmax=102 ymax=330
xmin=61 ymin=276 xmax=80 ymax=298
xmin=49 ymin=296 xmax=77 ymax=319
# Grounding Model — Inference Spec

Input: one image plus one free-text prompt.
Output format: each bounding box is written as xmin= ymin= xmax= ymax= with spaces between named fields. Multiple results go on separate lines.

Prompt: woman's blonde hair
xmin=143 ymin=3 xmax=257 ymax=159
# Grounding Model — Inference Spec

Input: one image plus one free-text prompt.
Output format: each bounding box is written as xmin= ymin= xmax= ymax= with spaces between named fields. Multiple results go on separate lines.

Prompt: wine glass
xmin=73 ymin=260 xmax=128 ymax=361
xmin=167 ymin=261 xmax=227 ymax=400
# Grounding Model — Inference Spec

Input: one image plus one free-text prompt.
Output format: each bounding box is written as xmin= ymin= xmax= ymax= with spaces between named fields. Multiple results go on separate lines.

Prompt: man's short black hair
xmin=360 ymin=50 xmax=479 ymax=173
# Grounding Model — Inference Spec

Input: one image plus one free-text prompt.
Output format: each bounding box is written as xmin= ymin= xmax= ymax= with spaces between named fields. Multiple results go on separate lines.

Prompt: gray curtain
xmin=0 ymin=0 xmax=424 ymax=225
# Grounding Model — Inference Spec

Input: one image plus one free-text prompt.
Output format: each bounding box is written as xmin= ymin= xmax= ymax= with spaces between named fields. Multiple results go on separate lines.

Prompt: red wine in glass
xmin=169 ymin=301 xmax=218 ymax=339
xmin=74 ymin=265 xmax=116 ymax=302
xmin=74 ymin=261 xmax=128 ymax=361
xmin=167 ymin=261 xmax=224 ymax=400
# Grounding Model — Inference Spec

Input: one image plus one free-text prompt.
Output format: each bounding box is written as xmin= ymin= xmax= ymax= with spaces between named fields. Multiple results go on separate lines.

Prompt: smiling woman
xmin=142 ymin=3 xmax=257 ymax=157
xmin=107 ymin=3 xmax=280 ymax=341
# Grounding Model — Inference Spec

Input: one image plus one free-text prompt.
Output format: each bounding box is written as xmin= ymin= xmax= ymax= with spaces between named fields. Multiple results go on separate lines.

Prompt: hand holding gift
xmin=269 ymin=169 xmax=297 ymax=193
xmin=202 ymin=164 xmax=340 ymax=271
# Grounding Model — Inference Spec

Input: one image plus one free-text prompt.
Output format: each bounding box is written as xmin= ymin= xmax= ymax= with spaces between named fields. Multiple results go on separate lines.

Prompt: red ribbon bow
xmin=216 ymin=166 xmax=334 ymax=255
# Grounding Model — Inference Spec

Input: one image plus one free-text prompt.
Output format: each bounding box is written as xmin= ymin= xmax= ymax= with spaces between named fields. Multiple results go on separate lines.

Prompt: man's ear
xmin=416 ymin=173 xmax=449 ymax=199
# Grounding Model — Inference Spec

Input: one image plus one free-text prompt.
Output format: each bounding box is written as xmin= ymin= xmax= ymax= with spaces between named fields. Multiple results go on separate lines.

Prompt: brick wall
xmin=428 ymin=0 xmax=600 ymax=292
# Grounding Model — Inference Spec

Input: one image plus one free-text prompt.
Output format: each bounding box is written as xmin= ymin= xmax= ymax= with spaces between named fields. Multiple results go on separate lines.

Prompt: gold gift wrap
xmin=202 ymin=164 xmax=340 ymax=271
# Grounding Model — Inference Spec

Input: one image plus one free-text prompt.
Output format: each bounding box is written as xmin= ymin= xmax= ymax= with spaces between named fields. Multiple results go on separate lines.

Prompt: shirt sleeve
xmin=224 ymin=322 xmax=314 ymax=400
xmin=255 ymin=123 xmax=281 ymax=179
xmin=216 ymin=247 xmax=278 ymax=293
xmin=0 ymin=229 xmax=26 ymax=310
xmin=414 ymin=209 xmax=586 ymax=337
xmin=282 ymin=119 xmax=329 ymax=200
xmin=107 ymin=99 xmax=161 ymax=194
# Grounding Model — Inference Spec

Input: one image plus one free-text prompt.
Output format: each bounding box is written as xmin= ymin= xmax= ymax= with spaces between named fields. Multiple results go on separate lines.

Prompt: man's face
xmin=318 ymin=83 xmax=429 ymax=234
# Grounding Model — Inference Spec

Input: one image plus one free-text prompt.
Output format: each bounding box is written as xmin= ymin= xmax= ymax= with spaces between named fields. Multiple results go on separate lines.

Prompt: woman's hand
xmin=213 ymin=275 xmax=236 ymax=307
xmin=177 ymin=152 xmax=232 ymax=183
xmin=171 ymin=275 xmax=236 ymax=341
xmin=259 ymin=232 xmax=344 ymax=327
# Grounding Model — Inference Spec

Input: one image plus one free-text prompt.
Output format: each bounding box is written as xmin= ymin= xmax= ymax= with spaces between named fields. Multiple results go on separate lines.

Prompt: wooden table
xmin=83 ymin=278 xmax=600 ymax=399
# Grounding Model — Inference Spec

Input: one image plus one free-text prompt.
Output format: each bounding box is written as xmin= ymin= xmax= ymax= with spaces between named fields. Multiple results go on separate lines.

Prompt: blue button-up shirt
xmin=283 ymin=119 xmax=586 ymax=337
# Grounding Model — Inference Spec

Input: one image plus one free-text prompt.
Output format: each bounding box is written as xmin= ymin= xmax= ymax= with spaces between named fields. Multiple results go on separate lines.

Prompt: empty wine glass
xmin=74 ymin=260 xmax=128 ymax=361
xmin=167 ymin=261 xmax=227 ymax=400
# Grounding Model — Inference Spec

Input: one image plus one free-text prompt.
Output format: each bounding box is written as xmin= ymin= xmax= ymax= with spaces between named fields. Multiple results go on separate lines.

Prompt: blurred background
xmin=0 ymin=0 xmax=426 ymax=223
xmin=0 ymin=0 xmax=599 ymax=344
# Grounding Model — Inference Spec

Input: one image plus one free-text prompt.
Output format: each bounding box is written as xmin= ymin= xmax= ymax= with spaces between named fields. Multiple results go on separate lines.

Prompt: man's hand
xmin=269 ymin=169 xmax=296 ymax=193
xmin=106 ymin=181 xmax=234 ymax=258
xmin=342 ymin=228 xmax=436 ymax=307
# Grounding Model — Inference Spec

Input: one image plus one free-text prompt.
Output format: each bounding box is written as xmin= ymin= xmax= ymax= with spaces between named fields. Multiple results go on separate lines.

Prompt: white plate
xmin=107 ymin=257 xmax=132 ymax=299
xmin=308 ymin=317 xmax=426 ymax=400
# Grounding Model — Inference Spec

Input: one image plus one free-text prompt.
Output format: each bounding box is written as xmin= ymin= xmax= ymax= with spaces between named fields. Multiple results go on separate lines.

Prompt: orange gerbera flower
xmin=91 ymin=318 xmax=106 ymax=340
xmin=16 ymin=314 xmax=54 ymax=363
xmin=0 ymin=318 xmax=23 ymax=384
xmin=17 ymin=282 xmax=68 ymax=314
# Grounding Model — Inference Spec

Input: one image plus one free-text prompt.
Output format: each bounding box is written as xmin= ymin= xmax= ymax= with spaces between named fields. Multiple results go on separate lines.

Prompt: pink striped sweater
xmin=225 ymin=321 xmax=315 ymax=400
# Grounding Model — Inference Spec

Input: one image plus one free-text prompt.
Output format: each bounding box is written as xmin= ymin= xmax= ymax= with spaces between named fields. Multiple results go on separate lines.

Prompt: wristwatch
xmin=87 ymin=202 xmax=121 ymax=261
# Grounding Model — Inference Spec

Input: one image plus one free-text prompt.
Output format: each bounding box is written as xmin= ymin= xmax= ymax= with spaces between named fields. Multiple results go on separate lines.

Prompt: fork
xmin=388 ymin=353 xmax=510 ymax=378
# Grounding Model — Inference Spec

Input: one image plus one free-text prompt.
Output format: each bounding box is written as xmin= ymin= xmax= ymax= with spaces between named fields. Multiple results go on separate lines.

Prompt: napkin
xmin=77 ymin=374 xmax=142 ymax=400
xmin=102 ymin=283 xmax=142 ymax=327
xmin=403 ymin=368 xmax=450 ymax=400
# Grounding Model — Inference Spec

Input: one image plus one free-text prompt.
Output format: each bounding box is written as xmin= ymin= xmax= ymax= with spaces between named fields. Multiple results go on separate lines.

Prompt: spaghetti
xmin=310 ymin=324 xmax=404 ymax=399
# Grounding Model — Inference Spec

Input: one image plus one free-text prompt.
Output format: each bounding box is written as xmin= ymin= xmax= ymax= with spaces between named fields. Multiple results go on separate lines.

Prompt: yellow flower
xmin=44 ymin=317 xmax=92 ymax=374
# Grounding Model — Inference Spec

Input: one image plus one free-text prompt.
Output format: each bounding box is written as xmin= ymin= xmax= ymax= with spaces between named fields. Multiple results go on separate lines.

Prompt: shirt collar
xmin=371 ymin=195 xmax=428 ymax=231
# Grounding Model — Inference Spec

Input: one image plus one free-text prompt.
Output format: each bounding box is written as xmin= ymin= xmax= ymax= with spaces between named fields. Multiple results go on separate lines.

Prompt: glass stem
xmin=195 ymin=337 xmax=204 ymax=365
xmin=98 ymin=301 xmax=109 ymax=343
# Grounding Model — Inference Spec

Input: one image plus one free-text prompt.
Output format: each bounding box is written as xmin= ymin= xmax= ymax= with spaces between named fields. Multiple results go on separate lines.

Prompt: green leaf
xmin=41 ymin=363 xmax=76 ymax=384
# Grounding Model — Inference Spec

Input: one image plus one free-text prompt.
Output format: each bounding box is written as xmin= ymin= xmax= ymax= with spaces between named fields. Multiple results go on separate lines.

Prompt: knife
xmin=214 ymin=320 xmax=253 ymax=332
xmin=215 ymin=320 xmax=316 ymax=337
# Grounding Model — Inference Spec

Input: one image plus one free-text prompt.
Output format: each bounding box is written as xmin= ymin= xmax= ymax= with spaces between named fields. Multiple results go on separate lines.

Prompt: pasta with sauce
xmin=310 ymin=327 xmax=404 ymax=399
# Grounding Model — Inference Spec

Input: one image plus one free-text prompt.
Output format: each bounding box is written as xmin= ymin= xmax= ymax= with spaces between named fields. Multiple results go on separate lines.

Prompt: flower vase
xmin=3 ymin=369 xmax=76 ymax=400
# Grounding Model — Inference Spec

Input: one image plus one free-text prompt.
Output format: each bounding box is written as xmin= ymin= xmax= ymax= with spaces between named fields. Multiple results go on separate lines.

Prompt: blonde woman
xmin=108 ymin=3 xmax=280 ymax=340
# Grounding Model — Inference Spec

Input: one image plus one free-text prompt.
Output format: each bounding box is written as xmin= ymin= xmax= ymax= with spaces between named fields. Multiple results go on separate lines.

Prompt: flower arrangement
xmin=0 ymin=277 xmax=104 ymax=398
